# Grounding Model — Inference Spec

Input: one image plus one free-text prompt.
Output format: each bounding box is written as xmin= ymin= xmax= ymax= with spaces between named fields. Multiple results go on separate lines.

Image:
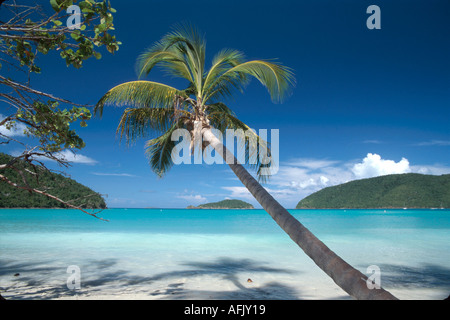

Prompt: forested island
xmin=296 ymin=173 xmax=450 ymax=209
xmin=188 ymin=199 xmax=254 ymax=209
xmin=0 ymin=153 xmax=106 ymax=209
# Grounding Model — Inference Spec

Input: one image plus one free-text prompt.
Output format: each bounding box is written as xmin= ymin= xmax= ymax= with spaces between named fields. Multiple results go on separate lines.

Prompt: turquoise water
xmin=1 ymin=208 xmax=449 ymax=299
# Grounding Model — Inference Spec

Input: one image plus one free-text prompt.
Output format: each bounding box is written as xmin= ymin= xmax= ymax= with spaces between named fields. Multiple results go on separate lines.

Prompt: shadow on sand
xmin=370 ymin=263 xmax=450 ymax=290
xmin=144 ymin=257 xmax=301 ymax=299
xmin=3 ymin=258 xmax=448 ymax=299
xmin=0 ymin=257 xmax=302 ymax=300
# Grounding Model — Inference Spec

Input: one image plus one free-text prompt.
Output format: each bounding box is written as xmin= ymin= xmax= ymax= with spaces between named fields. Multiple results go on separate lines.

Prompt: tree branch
xmin=0 ymin=75 xmax=90 ymax=107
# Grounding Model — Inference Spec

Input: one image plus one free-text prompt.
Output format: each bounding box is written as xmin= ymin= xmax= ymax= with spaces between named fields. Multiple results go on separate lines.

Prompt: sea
xmin=0 ymin=208 xmax=449 ymax=300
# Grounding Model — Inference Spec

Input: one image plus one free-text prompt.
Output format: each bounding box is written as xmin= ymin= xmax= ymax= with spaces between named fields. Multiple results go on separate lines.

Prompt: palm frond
xmin=202 ymin=49 xmax=247 ymax=99
xmin=117 ymin=107 xmax=191 ymax=145
xmin=168 ymin=28 xmax=205 ymax=97
xmin=206 ymin=102 xmax=274 ymax=183
xmin=206 ymin=102 xmax=246 ymax=131
xmin=136 ymin=48 xmax=193 ymax=82
xmin=137 ymin=24 xmax=206 ymax=96
xmin=144 ymin=120 xmax=184 ymax=177
xmin=95 ymin=81 xmax=184 ymax=117
xmin=204 ymin=60 xmax=295 ymax=104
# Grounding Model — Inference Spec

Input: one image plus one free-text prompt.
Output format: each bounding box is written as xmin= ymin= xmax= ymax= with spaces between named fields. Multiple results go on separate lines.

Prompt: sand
xmin=1 ymin=260 xmax=447 ymax=300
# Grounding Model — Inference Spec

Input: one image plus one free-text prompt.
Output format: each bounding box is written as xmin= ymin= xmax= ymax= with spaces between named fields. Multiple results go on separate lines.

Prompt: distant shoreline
xmin=188 ymin=199 xmax=255 ymax=210
xmin=0 ymin=207 xmax=103 ymax=210
xmin=187 ymin=207 xmax=254 ymax=210
xmin=1 ymin=207 xmax=449 ymax=211
xmin=296 ymin=207 xmax=449 ymax=210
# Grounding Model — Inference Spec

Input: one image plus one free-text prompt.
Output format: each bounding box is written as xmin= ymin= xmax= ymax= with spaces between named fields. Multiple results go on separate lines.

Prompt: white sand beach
xmin=2 ymin=268 xmax=447 ymax=300
xmin=1 ymin=250 xmax=448 ymax=300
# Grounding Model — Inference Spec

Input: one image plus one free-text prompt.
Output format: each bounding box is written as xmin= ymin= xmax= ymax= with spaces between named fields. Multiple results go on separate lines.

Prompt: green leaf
xmin=93 ymin=51 xmax=102 ymax=59
xmin=95 ymin=81 xmax=182 ymax=117
xmin=144 ymin=122 xmax=182 ymax=177
xmin=96 ymin=23 xmax=107 ymax=33
xmin=70 ymin=32 xmax=82 ymax=41
xmin=50 ymin=0 xmax=60 ymax=12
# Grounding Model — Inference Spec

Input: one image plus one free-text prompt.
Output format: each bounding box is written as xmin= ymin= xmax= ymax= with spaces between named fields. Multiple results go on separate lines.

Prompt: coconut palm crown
xmin=95 ymin=25 xmax=294 ymax=181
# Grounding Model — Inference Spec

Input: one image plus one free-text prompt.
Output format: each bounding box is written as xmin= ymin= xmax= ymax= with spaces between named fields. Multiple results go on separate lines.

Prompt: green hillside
xmin=0 ymin=153 xmax=106 ymax=209
xmin=296 ymin=173 xmax=450 ymax=209
xmin=188 ymin=199 xmax=254 ymax=209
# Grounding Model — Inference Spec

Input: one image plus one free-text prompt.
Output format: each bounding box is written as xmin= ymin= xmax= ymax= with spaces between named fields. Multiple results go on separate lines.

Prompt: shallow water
xmin=0 ymin=208 xmax=449 ymax=300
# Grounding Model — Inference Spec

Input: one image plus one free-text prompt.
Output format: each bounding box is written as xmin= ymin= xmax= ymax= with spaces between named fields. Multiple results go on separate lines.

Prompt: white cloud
xmin=272 ymin=160 xmax=352 ymax=191
xmin=410 ymin=164 xmax=450 ymax=176
xmin=221 ymin=186 xmax=253 ymax=201
xmin=319 ymin=175 xmax=329 ymax=185
xmin=177 ymin=193 xmax=207 ymax=204
xmin=414 ymin=140 xmax=450 ymax=146
xmin=92 ymin=172 xmax=136 ymax=177
xmin=7 ymin=149 xmax=97 ymax=165
xmin=284 ymin=158 xmax=339 ymax=170
xmin=54 ymin=150 xmax=97 ymax=165
xmin=351 ymin=153 xmax=411 ymax=179
xmin=363 ymin=140 xmax=383 ymax=144
xmin=0 ymin=114 xmax=27 ymax=137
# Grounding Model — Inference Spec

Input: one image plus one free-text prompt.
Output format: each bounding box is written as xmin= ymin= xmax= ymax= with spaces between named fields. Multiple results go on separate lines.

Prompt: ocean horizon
xmin=1 ymin=208 xmax=449 ymax=300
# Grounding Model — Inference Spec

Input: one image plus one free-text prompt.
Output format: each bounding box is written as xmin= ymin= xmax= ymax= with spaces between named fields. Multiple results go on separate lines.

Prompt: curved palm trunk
xmin=202 ymin=127 xmax=398 ymax=300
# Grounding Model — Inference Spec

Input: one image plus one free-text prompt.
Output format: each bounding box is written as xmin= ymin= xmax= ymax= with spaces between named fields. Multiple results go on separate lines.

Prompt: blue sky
xmin=1 ymin=0 xmax=450 ymax=208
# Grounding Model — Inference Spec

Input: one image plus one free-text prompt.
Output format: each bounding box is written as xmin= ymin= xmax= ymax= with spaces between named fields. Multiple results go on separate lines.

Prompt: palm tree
xmin=95 ymin=26 xmax=397 ymax=300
